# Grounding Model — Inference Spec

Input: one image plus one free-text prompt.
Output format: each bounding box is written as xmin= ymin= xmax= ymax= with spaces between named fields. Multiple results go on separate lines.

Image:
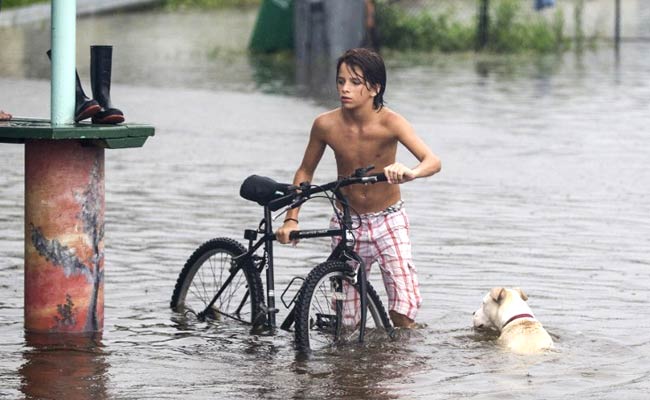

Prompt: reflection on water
xmin=20 ymin=333 xmax=107 ymax=400
xmin=1 ymin=6 xmax=650 ymax=400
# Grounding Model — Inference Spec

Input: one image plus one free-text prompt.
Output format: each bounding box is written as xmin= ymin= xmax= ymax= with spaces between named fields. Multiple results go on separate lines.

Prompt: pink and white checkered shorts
xmin=330 ymin=203 xmax=422 ymax=323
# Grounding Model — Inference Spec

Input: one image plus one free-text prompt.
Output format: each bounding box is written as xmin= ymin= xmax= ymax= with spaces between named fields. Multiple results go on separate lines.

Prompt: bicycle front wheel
xmin=294 ymin=261 xmax=392 ymax=353
xmin=170 ymin=238 xmax=264 ymax=325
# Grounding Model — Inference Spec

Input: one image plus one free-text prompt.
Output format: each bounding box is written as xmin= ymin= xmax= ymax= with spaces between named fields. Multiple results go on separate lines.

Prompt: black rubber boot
xmin=90 ymin=45 xmax=124 ymax=124
xmin=46 ymin=50 xmax=101 ymax=122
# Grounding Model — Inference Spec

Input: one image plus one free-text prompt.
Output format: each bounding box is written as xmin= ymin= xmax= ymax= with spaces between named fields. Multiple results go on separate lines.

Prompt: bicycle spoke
xmin=172 ymin=239 xmax=262 ymax=326
xmin=223 ymin=271 xmax=245 ymax=312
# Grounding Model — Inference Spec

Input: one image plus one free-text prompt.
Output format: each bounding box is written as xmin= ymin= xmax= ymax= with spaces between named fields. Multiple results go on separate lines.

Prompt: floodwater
xmin=1 ymin=7 xmax=650 ymax=400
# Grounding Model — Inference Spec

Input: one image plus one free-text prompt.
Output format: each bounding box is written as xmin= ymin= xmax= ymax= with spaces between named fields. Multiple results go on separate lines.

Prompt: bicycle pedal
xmin=258 ymin=304 xmax=279 ymax=314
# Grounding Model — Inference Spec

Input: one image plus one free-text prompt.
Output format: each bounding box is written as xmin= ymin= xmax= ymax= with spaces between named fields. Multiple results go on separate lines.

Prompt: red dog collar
xmin=503 ymin=313 xmax=535 ymax=328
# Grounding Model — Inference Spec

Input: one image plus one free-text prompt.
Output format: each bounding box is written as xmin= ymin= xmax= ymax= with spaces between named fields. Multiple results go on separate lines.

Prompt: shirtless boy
xmin=276 ymin=48 xmax=441 ymax=328
xmin=0 ymin=110 xmax=11 ymax=121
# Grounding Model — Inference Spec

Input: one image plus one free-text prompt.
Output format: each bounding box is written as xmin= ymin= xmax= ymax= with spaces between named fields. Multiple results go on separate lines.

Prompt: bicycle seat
xmin=240 ymin=175 xmax=294 ymax=211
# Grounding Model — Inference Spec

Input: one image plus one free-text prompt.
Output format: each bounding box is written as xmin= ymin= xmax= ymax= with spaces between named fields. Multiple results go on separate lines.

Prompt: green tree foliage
xmin=376 ymin=3 xmax=475 ymax=52
xmin=376 ymin=0 xmax=573 ymax=53
xmin=161 ymin=0 xmax=260 ymax=9
xmin=2 ymin=0 xmax=48 ymax=8
xmin=488 ymin=0 xmax=568 ymax=52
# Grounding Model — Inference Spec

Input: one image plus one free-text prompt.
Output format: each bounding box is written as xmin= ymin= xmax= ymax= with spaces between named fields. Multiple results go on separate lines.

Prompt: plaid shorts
xmin=330 ymin=202 xmax=422 ymax=323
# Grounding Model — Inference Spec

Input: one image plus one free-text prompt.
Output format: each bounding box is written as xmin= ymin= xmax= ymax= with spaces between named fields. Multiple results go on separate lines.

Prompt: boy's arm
xmin=276 ymin=119 xmax=327 ymax=244
xmin=384 ymin=113 xmax=441 ymax=184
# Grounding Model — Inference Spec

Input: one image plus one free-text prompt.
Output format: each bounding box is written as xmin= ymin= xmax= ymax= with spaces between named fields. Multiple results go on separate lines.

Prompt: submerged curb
xmin=0 ymin=0 xmax=159 ymax=27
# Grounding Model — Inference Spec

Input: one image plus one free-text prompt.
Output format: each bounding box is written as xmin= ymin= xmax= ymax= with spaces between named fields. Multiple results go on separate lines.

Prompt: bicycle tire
xmin=294 ymin=261 xmax=392 ymax=353
xmin=170 ymin=237 xmax=264 ymax=325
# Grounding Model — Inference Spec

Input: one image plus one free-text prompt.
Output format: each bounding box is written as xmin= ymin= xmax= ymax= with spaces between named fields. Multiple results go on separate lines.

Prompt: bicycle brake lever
xmin=273 ymin=196 xmax=308 ymax=221
xmin=290 ymin=196 xmax=308 ymax=209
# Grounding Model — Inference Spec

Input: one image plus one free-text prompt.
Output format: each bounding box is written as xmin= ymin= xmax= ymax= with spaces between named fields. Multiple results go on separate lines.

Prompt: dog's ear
xmin=514 ymin=287 xmax=528 ymax=301
xmin=490 ymin=287 xmax=507 ymax=304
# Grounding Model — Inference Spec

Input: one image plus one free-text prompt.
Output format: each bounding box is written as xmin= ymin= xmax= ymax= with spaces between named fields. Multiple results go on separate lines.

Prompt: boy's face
xmin=336 ymin=62 xmax=377 ymax=109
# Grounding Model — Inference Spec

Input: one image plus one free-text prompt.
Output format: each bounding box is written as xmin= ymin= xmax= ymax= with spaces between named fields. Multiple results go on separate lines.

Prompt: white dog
xmin=473 ymin=287 xmax=553 ymax=354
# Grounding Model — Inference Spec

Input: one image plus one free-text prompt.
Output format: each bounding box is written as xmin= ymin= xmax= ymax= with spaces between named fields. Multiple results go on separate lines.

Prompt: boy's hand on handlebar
xmin=276 ymin=220 xmax=300 ymax=245
xmin=384 ymin=162 xmax=416 ymax=184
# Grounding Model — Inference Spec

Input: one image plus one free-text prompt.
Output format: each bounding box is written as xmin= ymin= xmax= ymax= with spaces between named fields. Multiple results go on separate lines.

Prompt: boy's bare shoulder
xmin=314 ymin=108 xmax=341 ymax=123
xmin=312 ymin=109 xmax=342 ymax=132
xmin=378 ymin=107 xmax=408 ymax=127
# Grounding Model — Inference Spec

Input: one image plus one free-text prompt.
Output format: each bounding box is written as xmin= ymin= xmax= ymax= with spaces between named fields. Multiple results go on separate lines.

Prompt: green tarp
xmin=249 ymin=0 xmax=294 ymax=53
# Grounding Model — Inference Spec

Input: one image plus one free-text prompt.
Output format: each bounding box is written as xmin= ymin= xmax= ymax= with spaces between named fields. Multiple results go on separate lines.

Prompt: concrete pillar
xmin=24 ymin=140 xmax=105 ymax=333
xmin=294 ymin=0 xmax=366 ymax=93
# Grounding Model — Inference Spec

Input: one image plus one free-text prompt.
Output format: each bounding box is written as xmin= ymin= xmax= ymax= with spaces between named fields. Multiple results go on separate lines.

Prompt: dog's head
xmin=472 ymin=287 xmax=530 ymax=332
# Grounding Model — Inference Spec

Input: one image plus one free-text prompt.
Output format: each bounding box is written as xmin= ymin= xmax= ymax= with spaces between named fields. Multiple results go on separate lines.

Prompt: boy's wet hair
xmin=336 ymin=48 xmax=386 ymax=111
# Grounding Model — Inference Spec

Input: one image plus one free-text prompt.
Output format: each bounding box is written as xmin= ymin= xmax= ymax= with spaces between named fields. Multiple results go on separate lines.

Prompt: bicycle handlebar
xmin=268 ymin=171 xmax=387 ymax=212
xmin=303 ymin=172 xmax=387 ymax=196
xmin=269 ymin=172 xmax=387 ymax=208
xmin=268 ymin=168 xmax=387 ymax=241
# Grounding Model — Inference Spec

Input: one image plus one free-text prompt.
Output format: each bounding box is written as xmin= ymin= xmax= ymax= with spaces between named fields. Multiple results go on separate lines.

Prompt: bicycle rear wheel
xmin=294 ymin=261 xmax=392 ymax=353
xmin=170 ymin=238 xmax=264 ymax=325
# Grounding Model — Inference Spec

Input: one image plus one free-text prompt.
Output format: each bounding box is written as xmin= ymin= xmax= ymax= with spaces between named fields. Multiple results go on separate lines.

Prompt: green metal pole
xmin=614 ymin=0 xmax=621 ymax=48
xmin=50 ymin=0 xmax=76 ymax=126
xmin=477 ymin=0 xmax=489 ymax=50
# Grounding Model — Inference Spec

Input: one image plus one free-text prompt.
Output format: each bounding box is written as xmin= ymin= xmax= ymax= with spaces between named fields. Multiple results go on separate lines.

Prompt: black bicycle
xmin=170 ymin=166 xmax=394 ymax=352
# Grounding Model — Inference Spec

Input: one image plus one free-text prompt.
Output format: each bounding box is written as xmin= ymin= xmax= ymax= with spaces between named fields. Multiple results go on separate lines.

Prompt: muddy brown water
xmin=1 ymin=8 xmax=649 ymax=400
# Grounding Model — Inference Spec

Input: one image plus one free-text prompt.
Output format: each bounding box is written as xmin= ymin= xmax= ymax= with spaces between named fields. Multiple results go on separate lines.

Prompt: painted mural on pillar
xmin=24 ymin=141 xmax=105 ymax=333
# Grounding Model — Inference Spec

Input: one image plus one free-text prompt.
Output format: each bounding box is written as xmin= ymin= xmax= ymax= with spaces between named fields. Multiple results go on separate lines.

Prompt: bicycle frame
xmin=226 ymin=186 xmax=371 ymax=342
xmin=200 ymin=171 xmax=385 ymax=343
